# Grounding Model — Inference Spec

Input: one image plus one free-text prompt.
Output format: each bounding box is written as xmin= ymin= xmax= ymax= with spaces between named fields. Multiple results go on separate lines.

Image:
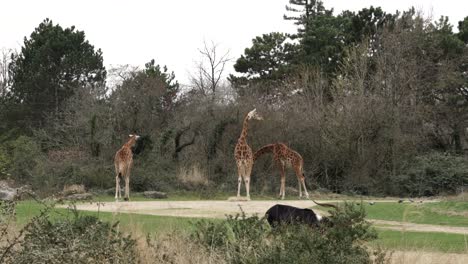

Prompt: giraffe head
xmin=129 ymin=134 xmax=141 ymax=139
xmin=127 ymin=134 xmax=141 ymax=147
xmin=247 ymin=108 xmax=263 ymax=120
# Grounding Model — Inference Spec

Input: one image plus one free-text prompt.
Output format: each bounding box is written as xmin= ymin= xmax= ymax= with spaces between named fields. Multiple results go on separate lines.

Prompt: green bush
xmin=1 ymin=203 xmax=138 ymax=264
xmin=7 ymin=136 xmax=44 ymax=184
xmin=394 ymin=152 xmax=468 ymax=196
xmin=0 ymin=147 xmax=10 ymax=178
xmin=193 ymin=203 xmax=386 ymax=264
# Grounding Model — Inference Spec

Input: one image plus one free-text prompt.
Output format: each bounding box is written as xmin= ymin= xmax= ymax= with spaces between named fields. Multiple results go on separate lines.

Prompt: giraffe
xmin=254 ymin=142 xmax=310 ymax=200
xmin=114 ymin=134 xmax=140 ymax=201
xmin=234 ymin=108 xmax=263 ymax=200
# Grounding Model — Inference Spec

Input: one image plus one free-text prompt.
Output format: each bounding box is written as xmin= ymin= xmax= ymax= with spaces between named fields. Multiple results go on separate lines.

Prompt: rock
xmin=143 ymin=191 xmax=167 ymax=199
xmin=0 ymin=180 xmax=29 ymax=201
xmin=0 ymin=188 xmax=17 ymax=201
xmin=64 ymin=193 xmax=93 ymax=201
xmin=62 ymin=184 xmax=86 ymax=196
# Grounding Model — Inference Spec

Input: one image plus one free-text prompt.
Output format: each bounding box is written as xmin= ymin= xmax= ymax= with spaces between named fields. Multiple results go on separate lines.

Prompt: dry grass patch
xmin=390 ymin=250 xmax=468 ymax=264
xmin=177 ymin=164 xmax=209 ymax=188
xmin=138 ymin=231 xmax=226 ymax=264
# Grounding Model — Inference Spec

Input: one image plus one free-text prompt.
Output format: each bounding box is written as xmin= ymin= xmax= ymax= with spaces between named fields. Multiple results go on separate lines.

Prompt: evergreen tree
xmin=8 ymin=18 xmax=106 ymax=129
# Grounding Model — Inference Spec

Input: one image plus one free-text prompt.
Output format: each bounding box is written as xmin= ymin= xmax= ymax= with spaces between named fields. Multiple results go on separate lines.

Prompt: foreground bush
xmin=193 ymin=203 xmax=387 ymax=264
xmin=0 ymin=201 xmax=138 ymax=264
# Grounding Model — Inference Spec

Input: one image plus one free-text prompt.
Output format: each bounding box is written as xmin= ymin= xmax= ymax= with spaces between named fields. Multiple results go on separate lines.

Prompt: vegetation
xmin=193 ymin=203 xmax=386 ymax=264
xmin=374 ymin=229 xmax=468 ymax=253
xmin=2 ymin=200 xmax=391 ymax=263
xmin=350 ymin=202 xmax=468 ymax=227
xmin=1 ymin=200 xmax=138 ymax=264
xmin=0 ymin=1 xmax=467 ymax=199
xmin=1 ymin=1 xmax=468 ymax=262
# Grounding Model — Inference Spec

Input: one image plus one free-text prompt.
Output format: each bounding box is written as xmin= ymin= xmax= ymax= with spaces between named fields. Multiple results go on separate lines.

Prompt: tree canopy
xmin=7 ymin=18 xmax=106 ymax=129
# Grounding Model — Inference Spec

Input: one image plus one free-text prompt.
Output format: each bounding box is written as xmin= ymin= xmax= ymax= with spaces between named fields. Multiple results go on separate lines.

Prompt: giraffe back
xmin=273 ymin=143 xmax=304 ymax=169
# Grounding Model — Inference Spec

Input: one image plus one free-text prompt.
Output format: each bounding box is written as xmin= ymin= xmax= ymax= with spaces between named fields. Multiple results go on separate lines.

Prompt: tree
xmin=458 ymin=16 xmax=468 ymax=43
xmin=8 ymin=18 xmax=106 ymax=128
xmin=144 ymin=59 xmax=179 ymax=114
xmin=284 ymin=0 xmax=327 ymax=38
xmin=232 ymin=32 xmax=300 ymax=83
xmin=109 ymin=59 xmax=179 ymax=134
xmin=190 ymin=40 xmax=230 ymax=103
xmin=300 ymin=13 xmax=351 ymax=75
xmin=344 ymin=6 xmax=396 ymax=44
xmin=0 ymin=48 xmax=12 ymax=98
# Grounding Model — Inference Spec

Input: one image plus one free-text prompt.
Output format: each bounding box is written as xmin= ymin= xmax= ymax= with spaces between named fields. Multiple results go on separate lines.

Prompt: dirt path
xmin=73 ymin=200 xmax=324 ymax=219
xmin=72 ymin=199 xmax=467 ymax=234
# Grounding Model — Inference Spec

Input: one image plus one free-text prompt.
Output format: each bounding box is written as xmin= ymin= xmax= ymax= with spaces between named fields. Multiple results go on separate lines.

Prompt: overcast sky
xmin=1 ymin=0 xmax=467 ymax=85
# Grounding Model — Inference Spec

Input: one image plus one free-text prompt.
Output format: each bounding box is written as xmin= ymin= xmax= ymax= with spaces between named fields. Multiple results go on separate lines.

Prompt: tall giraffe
xmin=234 ymin=109 xmax=263 ymax=200
xmin=254 ymin=142 xmax=309 ymax=200
xmin=114 ymin=134 xmax=140 ymax=201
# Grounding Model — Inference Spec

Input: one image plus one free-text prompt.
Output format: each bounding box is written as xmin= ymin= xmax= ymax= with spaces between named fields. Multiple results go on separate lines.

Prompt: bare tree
xmin=0 ymin=48 xmax=13 ymax=98
xmin=190 ymin=40 xmax=231 ymax=102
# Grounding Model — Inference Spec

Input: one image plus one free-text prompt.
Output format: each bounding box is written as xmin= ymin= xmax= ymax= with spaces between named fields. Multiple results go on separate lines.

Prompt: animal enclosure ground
xmin=69 ymin=199 xmax=468 ymax=235
xmin=14 ymin=199 xmax=468 ymax=253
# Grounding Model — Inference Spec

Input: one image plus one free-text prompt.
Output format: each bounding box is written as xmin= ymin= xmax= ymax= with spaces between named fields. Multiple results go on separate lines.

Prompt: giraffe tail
xmin=253 ymin=144 xmax=275 ymax=161
xmin=303 ymin=174 xmax=338 ymax=210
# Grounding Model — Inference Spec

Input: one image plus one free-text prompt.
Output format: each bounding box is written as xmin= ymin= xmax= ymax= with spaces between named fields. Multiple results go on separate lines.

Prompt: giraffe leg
xmin=236 ymin=164 xmax=243 ymax=197
xmin=298 ymin=178 xmax=302 ymax=198
xmin=276 ymin=161 xmax=286 ymax=200
xmin=298 ymin=170 xmax=309 ymax=199
xmin=124 ymin=174 xmax=130 ymax=201
xmin=115 ymin=174 xmax=120 ymax=201
xmin=245 ymin=162 xmax=253 ymax=200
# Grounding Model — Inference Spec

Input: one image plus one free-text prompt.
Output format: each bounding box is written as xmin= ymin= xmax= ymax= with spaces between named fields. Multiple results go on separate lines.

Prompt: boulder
xmin=0 ymin=187 xmax=17 ymax=201
xmin=62 ymin=184 xmax=86 ymax=196
xmin=0 ymin=180 xmax=29 ymax=201
xmin=143 ymin=191 xmax=167 ymax=199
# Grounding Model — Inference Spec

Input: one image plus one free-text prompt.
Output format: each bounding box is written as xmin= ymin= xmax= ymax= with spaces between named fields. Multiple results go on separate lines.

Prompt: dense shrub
xmin=193 ymin=203 xmax=386 ymax=264
xmin=7 ymin=136 xmax=44 ymax=184
xmin=0 ymin=202 xmax=138 ymax=264
xmin=394 ymin=152 xmax=468 ymax=196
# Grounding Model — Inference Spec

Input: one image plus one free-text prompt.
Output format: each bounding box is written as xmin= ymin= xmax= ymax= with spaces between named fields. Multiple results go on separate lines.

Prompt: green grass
xmin=15 ymin=200 xmax=203 ymax=234
xmin=374 ymin=229 xmax=468 ymax=253
xmin=343 ymin=202 xmax=468 ymax=227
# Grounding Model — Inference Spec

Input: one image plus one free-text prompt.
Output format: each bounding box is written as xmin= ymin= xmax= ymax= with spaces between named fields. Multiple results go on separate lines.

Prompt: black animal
xmin=265 ymin=204 xmax=334 ymax=227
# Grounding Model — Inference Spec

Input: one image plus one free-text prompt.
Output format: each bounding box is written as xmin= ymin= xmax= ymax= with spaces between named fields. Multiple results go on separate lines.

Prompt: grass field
xmin=360 ymin=202 xmax=468 ymax=227
xmin=373 ymin=229 xmax=467 ymax=253
xmin=12 ymin=198 xmax=468 ymax=254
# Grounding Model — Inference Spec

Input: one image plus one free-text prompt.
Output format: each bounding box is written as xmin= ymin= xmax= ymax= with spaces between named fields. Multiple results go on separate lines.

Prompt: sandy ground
xmin=73 ymin=200 xmax=324 ymax=219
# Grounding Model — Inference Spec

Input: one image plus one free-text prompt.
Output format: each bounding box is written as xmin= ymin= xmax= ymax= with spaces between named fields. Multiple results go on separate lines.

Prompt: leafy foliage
xmin=8 ymin=18 xmax=106 ymax=129
xmin=1 ymin=201 xmax=138 ymax=264
xmin=232 ymin=32 xmax=300 ymax=82
xmin=193 ymin=203 xmax=386 ymax=264
xmin=394 ymin=152 xmax=468 ymax=196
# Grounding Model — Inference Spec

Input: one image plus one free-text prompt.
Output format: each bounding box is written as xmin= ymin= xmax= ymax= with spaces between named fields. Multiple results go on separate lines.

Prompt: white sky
xmin=1 ymin=0 xmax=467 ymax=85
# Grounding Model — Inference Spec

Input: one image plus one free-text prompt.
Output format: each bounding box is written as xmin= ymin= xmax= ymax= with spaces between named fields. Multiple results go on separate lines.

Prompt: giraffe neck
xmin=238 ymin=114 xmax=250 ymax=144
xmin=123 ymin=137 xmax=136 ymax=149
